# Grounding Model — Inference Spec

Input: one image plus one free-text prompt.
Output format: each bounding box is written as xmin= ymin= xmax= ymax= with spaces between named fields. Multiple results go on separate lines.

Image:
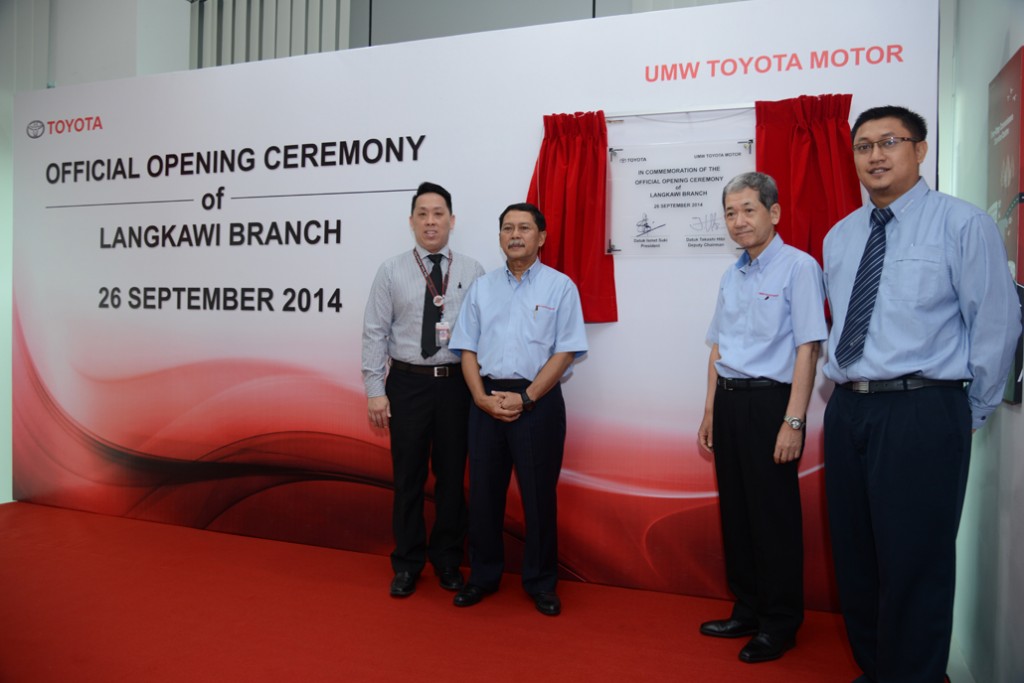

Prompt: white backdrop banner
xmin=12 ymin=0 xmax=940 ymax=607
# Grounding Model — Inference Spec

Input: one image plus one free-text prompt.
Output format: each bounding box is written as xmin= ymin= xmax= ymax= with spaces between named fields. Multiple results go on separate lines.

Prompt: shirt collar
xmin=505 ymin=257 xmax=541 ymax=282
xmin=872 ymin=176 xmax=929 ymax=223
xmin=736 ymin=233 xmax=783 ymax=272
xmin=415 ymin=245 xmax=450 ymax=260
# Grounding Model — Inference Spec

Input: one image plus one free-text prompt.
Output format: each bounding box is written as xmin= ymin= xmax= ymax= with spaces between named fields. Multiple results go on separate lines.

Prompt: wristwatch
xmin=783 ymin=415 xmax=804 ymax=430
xmin=520 ymin=390 xmax=535 ymax=412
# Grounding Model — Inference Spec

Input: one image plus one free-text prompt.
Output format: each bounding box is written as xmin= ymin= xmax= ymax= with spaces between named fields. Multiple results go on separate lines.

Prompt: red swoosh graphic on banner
xmin=11 ymin=306 xmax=837 ymax=609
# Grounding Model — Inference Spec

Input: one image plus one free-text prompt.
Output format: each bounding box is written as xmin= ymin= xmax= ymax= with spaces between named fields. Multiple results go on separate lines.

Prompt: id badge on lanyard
xmin=435 ymin=320 xmax=451 ymax=347
xmin=415 ymin=248 xmax=454 ymax=348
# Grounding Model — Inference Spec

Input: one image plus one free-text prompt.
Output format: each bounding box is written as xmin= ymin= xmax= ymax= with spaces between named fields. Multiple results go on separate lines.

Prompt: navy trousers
xmin=466 ymin=381 xmax=566 ymax=595
xmin=825 ymin=385 xmax=971 ymax=683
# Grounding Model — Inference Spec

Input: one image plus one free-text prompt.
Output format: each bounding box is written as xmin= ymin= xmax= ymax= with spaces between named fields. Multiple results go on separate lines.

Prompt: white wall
xmin=347 ymin=0 xmax=638 ymax=46
xmin=346 ymin=0 xmax=747 ymax=48
xmin=940 ymin=1 xmax=1024 ymax=680
xmin=0 ymin=1 xmax=17 ymax=506
xmin=137 ymin=1 xmax=190 ymax=76
xmin=1 ymin=0 xmax=50 ymax=506
xmin=50 ymin=0 xmax=136 ymax=86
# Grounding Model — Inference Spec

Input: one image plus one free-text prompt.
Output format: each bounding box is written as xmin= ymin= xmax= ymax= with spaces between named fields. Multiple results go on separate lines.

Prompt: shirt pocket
xmin=527 ymin=303 xmax=558 ymax=348
xmin=750 ymin=292 xmax=787 ymax=341
xmin=884 ymin=246 xmax=944 ymax=305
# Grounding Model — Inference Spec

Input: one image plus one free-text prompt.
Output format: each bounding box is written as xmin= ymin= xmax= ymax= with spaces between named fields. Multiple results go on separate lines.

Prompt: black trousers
xmin=466 ymin=381 xmax=566 ymax=595
xmin=712 ymin=382 xmax=804 ymax=639
xmin=825 ymin=385 xmax=971 ymax=683
xmin=385 ymin=366 xmax=471 ymax=574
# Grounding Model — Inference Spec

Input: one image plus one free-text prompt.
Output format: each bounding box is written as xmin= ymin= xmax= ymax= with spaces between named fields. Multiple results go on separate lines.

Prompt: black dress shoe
xmin=699 ymin=618 xmax=759 ymax=638
xmin=389 ymin=571 xmax=418 ymax=598
xmin=739 ymin=632 xmax=795 ymax=663
xmin=453 ymin=584 xmax=491 ymax=607
xmin=531 ymin=591 xmax=561 ymax=616
xmin=437 ymin=566 xmax=464 ymax=591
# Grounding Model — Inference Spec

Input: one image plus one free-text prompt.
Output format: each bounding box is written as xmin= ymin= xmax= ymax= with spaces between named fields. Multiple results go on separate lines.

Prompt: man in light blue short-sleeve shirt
xmin=697 ymin=172 xmax=827 ymax=664
xmin=448 ymin=202 xmax=587 ymax=617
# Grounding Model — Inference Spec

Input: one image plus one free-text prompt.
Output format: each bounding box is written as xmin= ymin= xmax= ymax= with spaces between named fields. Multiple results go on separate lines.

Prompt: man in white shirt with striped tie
xmin=362 ymin=182 xmax=485 ymax=598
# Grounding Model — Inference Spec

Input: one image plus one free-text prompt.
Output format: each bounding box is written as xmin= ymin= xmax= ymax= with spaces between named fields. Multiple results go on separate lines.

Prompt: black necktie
xmin=833 ymin=207 xmax=894 ymax=368
xmin=421 ymin=254 xmax=444 ymax=358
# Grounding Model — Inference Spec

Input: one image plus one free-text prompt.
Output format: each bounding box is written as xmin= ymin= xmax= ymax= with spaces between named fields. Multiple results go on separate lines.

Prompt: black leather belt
xmin=717 ymin=377 xmax=786 ymax=390
xmin=391 ymin=360 xmax=460 ymax=378
xmin=486 ymin=378 xmax=531 ymax=391
xmin=839 ymin=378 xmax=966 ymax=394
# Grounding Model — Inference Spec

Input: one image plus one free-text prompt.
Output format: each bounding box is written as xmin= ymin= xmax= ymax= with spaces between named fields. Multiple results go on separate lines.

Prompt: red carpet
xmin=0 ymin=502 xmax=860 ymax=682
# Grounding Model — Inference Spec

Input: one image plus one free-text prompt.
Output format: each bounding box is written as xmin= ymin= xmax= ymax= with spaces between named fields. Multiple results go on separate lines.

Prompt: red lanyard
xmin=413 ymin=249 xmax=452 ymax=309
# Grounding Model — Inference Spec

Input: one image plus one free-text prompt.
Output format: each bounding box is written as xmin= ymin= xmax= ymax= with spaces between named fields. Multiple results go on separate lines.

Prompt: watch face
xmin=787 ymin=417 xmax=803 ymax=429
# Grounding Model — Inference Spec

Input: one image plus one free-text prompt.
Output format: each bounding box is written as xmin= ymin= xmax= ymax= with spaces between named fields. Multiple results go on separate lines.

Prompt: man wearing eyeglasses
xmin=822 ymin=106 xmax=1021 ymax=682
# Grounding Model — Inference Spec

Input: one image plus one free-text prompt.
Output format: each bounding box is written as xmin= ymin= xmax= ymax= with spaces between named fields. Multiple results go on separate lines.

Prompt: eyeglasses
xmin=852 ymin=136 xmax=920 ymax=155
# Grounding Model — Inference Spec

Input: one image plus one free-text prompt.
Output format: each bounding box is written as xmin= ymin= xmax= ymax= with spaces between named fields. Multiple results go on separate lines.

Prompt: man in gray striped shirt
xmin=362 ymin=182 xmax=485 ymax=598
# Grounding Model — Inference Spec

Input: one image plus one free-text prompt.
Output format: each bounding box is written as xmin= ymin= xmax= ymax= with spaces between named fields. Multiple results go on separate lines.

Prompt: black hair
xmin=411 ymin=181 xmax=452 ymax=214
xmin=851 ymin=105 xmax=928 ymax=142
xmin=498 ymin=202 xmax=546 ymax=231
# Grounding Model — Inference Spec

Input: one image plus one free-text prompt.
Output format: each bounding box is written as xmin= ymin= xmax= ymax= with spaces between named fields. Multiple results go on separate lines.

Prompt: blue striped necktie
xmin=833 ymin=207 xmax=894 ymax=368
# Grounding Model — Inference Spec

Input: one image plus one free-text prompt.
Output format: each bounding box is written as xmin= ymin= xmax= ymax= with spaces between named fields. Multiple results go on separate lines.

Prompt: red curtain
xmin=527 ymin=111 xmax=618 ymax=323
xmin=755 ymin=94 xmax=862 ymax=265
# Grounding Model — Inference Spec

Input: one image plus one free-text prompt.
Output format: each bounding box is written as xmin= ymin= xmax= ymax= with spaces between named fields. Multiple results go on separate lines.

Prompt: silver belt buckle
xmin=433 ymin=366 xmax=449 ymax=378
xmin=849 ymin=381 xmax=871 ymax=393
